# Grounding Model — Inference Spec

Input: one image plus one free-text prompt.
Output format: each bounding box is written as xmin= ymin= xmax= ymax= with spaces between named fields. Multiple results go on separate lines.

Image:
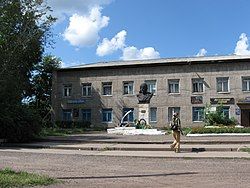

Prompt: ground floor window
xmin=192 ymin=107 xmax=204 ymax=122
xmin=221 ymin=106 xmax=230 ymax=118
xmin=82 ymin=109 xmax=91 ymax=122
xmin=62 ymin=109 xmax=72 ymax=121
xmin=150 ymin=107 xmax=157 ymax=122
xmin=168 ymin=107 xmax=180 ymax=122
xmin=102 ymin=109 xmax=112 ymax=122
xmin=122 ymin=108 xmax=134 ymax=122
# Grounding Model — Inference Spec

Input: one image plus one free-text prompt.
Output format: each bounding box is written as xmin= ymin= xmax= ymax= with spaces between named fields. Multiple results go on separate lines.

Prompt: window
xmin=123 ymin=81 xmax=134 ymax=95
xmin=145 ymin=80 xmax=156 ymax=94
xmin=217 ymin=77 xmax=229 ymax=92
xmin=168 ymin=79 xmax=179 ymax=93
xmin=242 ymin=77 xmax=250 ymax=92
xmin=150 ymin=108 xmax=157 ymax=122
xmin=63 ymin=84 xmax=72 ymax=97
xmin=222 ymin=106 xmax=230 ymax=118
xmin=102 ymin=82 xmax=112 ymax=95
xmin=168 ymin=107 xmax=180 ymax=122
xmin=122 ymin=108 xmax=134 ymax=122
xmin=192 ymin=78 xmax=204 ymax=93
xmin=62 ymin=109 xmax=72 ymax=121
xmin=102 ymin=109 xmax=112 ymax=122
xmin=82 ymin=109 xmax=91 ymax=122
xmin=192 ymin=107 xmax=204 ymax=122
xmin=82 ymin=83 xmax=92 ymax=96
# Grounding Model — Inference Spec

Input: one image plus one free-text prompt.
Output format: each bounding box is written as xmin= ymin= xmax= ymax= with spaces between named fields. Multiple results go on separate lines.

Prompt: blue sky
xmin=45 ymin=0 xmax=250 ymax=67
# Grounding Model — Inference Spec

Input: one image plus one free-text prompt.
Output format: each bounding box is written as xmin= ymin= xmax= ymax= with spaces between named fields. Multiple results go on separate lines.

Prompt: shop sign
xmin=235 ymin=108 xmax=241 ymax=115
xmin=191 ymin=96 xmax=203 ymax=104
xmin=210 ymin=98 xmax=235 ymax=105
xmin=67 ymin=99 xmax=85 ymax=104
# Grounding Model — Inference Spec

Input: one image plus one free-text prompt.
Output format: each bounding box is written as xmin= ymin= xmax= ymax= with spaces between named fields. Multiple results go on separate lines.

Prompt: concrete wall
xmin=52 ymin=60 xmax=250 ymax=128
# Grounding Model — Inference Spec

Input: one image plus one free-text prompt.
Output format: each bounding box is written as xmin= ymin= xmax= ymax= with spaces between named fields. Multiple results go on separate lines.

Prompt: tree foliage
xmin=0 ymin=0 xmax=56 ymax=142
xmin=30 ymin=55 xmax=61 ymax=125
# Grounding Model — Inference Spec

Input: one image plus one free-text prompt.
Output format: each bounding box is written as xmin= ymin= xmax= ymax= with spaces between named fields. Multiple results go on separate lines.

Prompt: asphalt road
xmin=0 ymin=149 xmax=249 ymax=188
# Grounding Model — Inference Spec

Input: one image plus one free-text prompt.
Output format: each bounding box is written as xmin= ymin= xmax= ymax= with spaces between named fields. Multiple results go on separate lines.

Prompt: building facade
xmin=52 ymin=55 xmax=250 ymax=128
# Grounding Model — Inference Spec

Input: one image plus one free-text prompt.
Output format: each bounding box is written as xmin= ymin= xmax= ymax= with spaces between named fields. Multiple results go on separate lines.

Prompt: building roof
xmin=59 ymin=55 xmax=250 ymax=71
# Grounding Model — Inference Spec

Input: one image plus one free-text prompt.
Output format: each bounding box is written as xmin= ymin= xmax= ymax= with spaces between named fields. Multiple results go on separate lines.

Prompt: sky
xmin=44 ymin=0 xmax=250 ymax=67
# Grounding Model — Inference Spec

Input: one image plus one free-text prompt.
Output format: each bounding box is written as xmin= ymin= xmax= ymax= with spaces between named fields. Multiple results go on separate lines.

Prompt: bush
xmin=55 ymin=121 xmax=91 ymax=129
xmin=204 ymin=103 xmax=237 ymax=126
xmin=190 ymin=126 xmax=250 ymax=134
xmin=0 ymin=105 xmax=42 ymax=142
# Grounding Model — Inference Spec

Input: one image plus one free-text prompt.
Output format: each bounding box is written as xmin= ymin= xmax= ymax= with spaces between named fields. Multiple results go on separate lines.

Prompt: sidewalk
xmin=1 ymin=132 xmax=250 ymax=159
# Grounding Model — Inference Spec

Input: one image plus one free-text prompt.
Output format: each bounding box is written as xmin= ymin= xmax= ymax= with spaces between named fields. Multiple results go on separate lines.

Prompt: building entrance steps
xmin=38 ymin=132 xmax=250 ymax=145
xmin=6 ymin=142 xmax=250 ymax=153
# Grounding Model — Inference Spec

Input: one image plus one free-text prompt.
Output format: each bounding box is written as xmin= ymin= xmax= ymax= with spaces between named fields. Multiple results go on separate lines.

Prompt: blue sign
xmin=67 ymin=99 xmax=85 ymax=104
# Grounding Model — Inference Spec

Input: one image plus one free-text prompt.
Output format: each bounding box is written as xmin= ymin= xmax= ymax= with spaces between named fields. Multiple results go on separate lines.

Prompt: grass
xmin=0 ymin=168 xmax=59 ymax=188
xmin=190 ymin=127 xmax=250 ymax=134
xmin=239 ymin=147 xmax=250 ymax=153
xmin=39 ymin=126 xmax=106 ymax=137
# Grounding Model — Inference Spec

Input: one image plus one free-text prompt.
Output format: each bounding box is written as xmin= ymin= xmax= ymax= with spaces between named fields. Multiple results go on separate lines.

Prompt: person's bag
xmin=170 ymin=122 xmax=178 ymax=131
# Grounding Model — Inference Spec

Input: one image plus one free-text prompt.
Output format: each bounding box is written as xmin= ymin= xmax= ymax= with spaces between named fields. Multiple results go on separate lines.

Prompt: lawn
xmin=0 ymin=168 xmax=59 ymax=188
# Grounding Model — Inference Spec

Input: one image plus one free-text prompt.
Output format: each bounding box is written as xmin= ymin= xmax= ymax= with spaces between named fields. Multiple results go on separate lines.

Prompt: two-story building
xmin=52 ymin=55 xmax=250 ymax=128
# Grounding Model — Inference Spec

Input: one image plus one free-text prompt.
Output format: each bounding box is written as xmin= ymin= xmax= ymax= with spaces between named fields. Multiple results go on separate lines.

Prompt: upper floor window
xmin=63 ymin=84 xmax=72 ymax=97
xmin=217 ymin=77 xmax=229 ymax=93
xmin=102 ymin=82 xmax=112 ymax=95
xmin=123 ymin=81 xmax=134 ymax=95
xmin=102 ymin=109 xmax=112 ymax=122
xmin=168 ymin=79 xmax=179 ymax=93
xmin=62 ymin=109 xmax=72 ymax=121
xmin=150 ymin=107 xmax=157 ymax=122
xmin=192 ymin=107 xmax=204 ymax=122
xmin=82 ymin=83 xmax=92 ymax=96
xmin=122 ymin=108 xmax=134 ymax=122
xmin=82 ymin=109 xmax=91 ymax=122
xmin=242 ymin=77 xmax=250 ymax=92
xmin=145 ymin=80 xmax=156 ymax=94
xmin=168 ymin=107 xmax=180 ymax=122
xmin=192 ymin=78 xmax=204 ymax=93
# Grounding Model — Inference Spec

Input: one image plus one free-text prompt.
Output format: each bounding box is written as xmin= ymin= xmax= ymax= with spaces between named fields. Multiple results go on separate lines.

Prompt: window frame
xmin=192 ymin=78 xmax=204 ymax=93
xmin=145 ymin=80 xmax=156 ymax=94
xmin=150 ymin=107 xmax=157 ymax=122
xmin=123 ymin=81 xmax=134 ymax=95
xmin=122 ymin=108 xmax=134 ymax=122
xmin=216 ymin=77 xmax=229 ymax=93
xmin=62 ymin=109 xmax=72 ymax=121
xmin=102 ymin=82 xmax=112 ymax=96
xmin=168 ymin=79 xmax=180 ymax=94
xmin=192 ymin=107 xmax=204 ymax=122
xmin=242 ymin=76 xmax=250 ymax=92
xmin=63 ymin=84 xmax=72 ymax=97
xmin=102 ymin=109 xmax=113 ymax=123
xmin=82 ymin=83 xmax=92 ymax=96
xmin=81 ymin=109 xmax=91 ymax=122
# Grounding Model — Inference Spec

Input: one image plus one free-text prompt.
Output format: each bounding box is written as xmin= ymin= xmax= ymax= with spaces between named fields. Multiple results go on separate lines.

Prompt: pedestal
xmin=138 ymin=103 xmax=149 ymax=124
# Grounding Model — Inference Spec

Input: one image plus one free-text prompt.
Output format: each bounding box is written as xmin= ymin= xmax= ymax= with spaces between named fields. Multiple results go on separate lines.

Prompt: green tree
xmin=0 ymin=0 xmax=56 ymax=142
xmin=30 ymin=55 xmax=61 ymax=125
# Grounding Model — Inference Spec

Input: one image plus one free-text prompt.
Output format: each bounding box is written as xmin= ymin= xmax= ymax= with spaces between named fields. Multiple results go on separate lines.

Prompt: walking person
xmin=170 ymin=112 xmax=182 ymax=153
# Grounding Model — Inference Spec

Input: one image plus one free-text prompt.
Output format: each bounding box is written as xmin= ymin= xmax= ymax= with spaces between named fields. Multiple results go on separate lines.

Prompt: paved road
xmin=0 ymin=149 xmax=249 ymax=188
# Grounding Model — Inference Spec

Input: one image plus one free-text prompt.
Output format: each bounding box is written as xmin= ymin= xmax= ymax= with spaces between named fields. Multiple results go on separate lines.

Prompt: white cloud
xmin=63 ymin=7 xmax=109 ymax=47
xmin=196 ymin=48 xmax=207 ymax=57
xmin=47 ymin=0 xmax=112 ymax=22
xmin=234 ymin=33 xmax=250 ymax=55
xmin=121 ymin=46 xmax=160 ymax=60
xmin=96 ymin=30 xmax=127 ymax=56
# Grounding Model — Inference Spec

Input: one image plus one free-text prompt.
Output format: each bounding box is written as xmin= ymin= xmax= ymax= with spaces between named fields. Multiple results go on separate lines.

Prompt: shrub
xmin=55 ymin=121 xmax=91 ymax=129
xmin=0 ymin=105 xmax=42 ymax=142
xmin=204 ymin=103 xmax=237 ymax=126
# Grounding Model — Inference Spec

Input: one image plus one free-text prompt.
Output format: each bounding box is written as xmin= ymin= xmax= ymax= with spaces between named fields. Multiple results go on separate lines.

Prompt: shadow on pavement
xmin=57 ymin=172 xmax=198 ymax=180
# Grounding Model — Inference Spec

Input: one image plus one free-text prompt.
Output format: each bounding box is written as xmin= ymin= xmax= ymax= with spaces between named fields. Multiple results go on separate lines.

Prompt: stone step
xmin=3 ymin=143 xmax=249 ymax=152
